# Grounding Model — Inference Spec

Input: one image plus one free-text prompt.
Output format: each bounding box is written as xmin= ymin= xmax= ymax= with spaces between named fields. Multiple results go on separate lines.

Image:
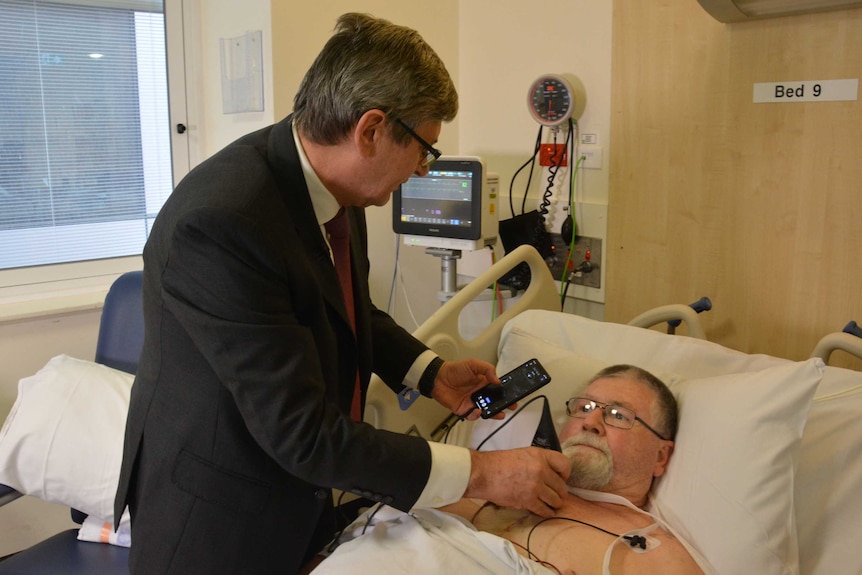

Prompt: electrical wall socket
xmin=547 ymin=233 xmax=602 ymax=290
xmin=578 ymin=146 xmax=602 ymax=170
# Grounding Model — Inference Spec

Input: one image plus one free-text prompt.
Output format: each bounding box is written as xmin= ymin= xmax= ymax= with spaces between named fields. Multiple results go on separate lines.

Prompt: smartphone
xmin=471 ymin=358 xmax=552 ymax=419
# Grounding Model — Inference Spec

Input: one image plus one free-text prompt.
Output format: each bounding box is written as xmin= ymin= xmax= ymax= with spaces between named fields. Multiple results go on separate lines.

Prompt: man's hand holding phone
xmin=471 ymin=358 xmax=552 ymax=419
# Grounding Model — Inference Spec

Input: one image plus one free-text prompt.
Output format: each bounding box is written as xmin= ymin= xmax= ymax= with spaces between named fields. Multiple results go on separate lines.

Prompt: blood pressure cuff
xmin=498 ymin=210 xmax=553 ymax=290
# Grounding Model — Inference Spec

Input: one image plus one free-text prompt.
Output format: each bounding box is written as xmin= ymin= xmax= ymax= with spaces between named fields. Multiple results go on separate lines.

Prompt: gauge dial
xmin=528 ymin=74 xmax=575 ymax=126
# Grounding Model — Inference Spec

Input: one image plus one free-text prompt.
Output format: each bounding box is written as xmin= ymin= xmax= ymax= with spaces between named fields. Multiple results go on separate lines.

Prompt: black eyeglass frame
xmin=565 ymin=397 xmax=670 ymax=441
xmin=394 ymin=118 xmax=441 ymax=168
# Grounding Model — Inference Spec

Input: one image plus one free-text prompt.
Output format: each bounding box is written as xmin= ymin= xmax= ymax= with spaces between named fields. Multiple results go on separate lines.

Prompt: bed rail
xmin=627 ymin=297 xmax=711 ymax=340
xmin=810 ymin=320 xmax=862 ymax=363
xmin=365 ymin=245 xmax=559 ymax=437
xmin=412 ymin=245 xmax=560 ymax=363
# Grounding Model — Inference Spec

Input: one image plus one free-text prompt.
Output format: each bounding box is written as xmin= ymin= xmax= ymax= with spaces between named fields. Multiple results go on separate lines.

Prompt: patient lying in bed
xmin=311 ymin=365 xmax=709 ymax=575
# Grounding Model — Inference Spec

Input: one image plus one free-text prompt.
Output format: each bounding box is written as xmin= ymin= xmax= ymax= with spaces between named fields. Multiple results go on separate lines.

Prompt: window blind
xmin=0 ymin=0 xmax=170 ymax=270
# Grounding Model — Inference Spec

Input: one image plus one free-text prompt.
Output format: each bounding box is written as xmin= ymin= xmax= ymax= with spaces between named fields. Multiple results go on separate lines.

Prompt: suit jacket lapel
xmin=266 ymin=117 xmax=359 ymax=343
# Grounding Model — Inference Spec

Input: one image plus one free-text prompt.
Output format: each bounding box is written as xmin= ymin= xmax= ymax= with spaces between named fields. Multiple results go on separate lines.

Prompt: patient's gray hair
xmin=588 ymin=364 xmax=678 ymax=441
xmin=293 ymin=12 xmax=458 ymax=146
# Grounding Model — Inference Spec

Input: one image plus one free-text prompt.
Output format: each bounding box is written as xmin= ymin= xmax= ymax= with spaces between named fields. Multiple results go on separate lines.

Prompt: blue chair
xmin=0 ymin=270 xmax=143 ymax=574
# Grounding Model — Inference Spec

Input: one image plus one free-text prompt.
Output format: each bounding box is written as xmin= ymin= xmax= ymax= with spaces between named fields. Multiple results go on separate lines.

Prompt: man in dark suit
xmin=115 ymin=13 xmax=570 ymax=575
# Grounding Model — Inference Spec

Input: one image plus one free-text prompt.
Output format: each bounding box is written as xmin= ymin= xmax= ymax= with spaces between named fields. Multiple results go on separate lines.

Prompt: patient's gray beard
xmin=561 ymin=433 xmax=614 ymax=491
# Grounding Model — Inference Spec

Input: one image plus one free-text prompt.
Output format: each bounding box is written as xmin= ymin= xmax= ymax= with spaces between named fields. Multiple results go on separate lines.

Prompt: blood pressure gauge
xmin=527 ymin=74 xmax=580 ymax=127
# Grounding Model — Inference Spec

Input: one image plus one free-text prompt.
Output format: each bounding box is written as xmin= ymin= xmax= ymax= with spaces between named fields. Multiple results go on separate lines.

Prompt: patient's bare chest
xmin=472 ymin=501 xmax=652 ymax=575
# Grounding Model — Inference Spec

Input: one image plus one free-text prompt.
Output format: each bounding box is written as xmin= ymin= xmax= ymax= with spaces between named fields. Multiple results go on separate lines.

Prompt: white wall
xmin=196 ymin=0 xmax=275 ymax=156
xmin=456 ymin=0 xmax=612 ymax=320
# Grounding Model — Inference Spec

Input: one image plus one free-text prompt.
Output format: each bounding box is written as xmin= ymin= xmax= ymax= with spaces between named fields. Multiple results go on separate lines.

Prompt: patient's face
xmin=560 ymin=376 xmax=670 ymax=502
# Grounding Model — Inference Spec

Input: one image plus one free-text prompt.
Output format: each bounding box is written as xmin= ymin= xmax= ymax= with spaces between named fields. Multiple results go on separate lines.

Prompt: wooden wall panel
xmin=608 ymin=0 xmax=862 ymax=368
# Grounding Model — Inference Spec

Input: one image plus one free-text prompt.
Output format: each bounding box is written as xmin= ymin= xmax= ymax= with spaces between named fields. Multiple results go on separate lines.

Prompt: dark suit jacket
xmin=114 ymin=117 xmax=433 ymax=575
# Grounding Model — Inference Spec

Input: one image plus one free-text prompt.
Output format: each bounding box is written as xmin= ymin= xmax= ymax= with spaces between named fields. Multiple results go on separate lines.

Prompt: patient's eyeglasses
xmin=394 ymin=118 xmax=441 ymax=168
xmin=566 ymin=397 xmax=669 ymax=441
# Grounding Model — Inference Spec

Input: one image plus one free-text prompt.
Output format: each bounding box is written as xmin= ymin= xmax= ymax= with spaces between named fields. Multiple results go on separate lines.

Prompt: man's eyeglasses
xmin=394 ymin=118 xmax=441 ymax=168
xmin=566 ymin=397 xmax=669 ymax=441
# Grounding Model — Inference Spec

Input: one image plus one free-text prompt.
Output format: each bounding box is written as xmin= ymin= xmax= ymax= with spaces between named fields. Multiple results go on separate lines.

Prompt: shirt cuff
xmin=412 ymin=442 xmax=471 ymax=508
xmin=404 ymin=350 xmax=438 ymax=389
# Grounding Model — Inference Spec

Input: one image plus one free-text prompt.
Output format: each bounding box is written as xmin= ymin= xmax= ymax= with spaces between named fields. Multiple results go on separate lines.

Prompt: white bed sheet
xmin=311 ymin=506 xmax=554 ymax=575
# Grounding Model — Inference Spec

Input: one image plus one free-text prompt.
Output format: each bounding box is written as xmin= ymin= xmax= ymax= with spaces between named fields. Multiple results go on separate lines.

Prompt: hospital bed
xmin=0 ymin=246 xmax=860 ymax=574
xmin=358 ymin=244 xmax=862 ymax=575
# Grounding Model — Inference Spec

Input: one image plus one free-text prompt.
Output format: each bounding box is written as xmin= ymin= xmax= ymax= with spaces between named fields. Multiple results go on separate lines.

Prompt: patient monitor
xmin=392 ymin=156 xmax=498 ymax=252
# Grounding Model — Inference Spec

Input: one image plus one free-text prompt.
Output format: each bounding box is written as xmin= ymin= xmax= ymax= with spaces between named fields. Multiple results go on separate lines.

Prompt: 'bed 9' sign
xmin=775 ymin=83 xmax=822 ymax=99
xmin=754 ymin=79 xmax=858 ymax=104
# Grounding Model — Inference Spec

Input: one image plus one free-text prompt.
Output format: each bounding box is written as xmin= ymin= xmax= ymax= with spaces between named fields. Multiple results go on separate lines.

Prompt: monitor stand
xmin=425 ymin=247 xmax=461 ymax=304
xmin=425 ymin=247 xmax=517 ymax=308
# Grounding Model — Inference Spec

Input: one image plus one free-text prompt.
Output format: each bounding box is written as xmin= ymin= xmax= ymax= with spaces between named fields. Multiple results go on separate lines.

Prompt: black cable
xmin=567 ymin=118 xmax=576 ymax=207
xmin=527 ymin=516 xmax=643 ymax=549
xmin=334 ymin=489 xmax=348 ymax=522
xmin=521 ymin=129 xmax=542 ymax=215
xmin=474 ymin=395 xmax=549 ymax=451
xmin=561 ymin=278 xmax=572 ymax=305
xmin=537 ymin=130 xmax=559 ymax=224
xmin=508 ymin=125 xmax=543 ymax=217
xmin=440 ymin=406 xmax=478 ymax=444
xmin=523 ymin=516 xmax=649 ymax=565
xmin=559 ymin=120 xmax=578 ymax=308
xmin=361 ymin=502 xmax=385 ymax=535
xmin=326 ymin=490 xmax=355 ymax=553
xmin=533 ymin=127 xmax=571 ymax=263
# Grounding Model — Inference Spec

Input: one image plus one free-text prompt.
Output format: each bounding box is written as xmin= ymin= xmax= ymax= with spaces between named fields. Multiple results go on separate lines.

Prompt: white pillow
xmin=468 ymin=322 xmax=683 ymax=451
xmin=508 ymin=309 xmax=791 ymax=378
xmin=650 ymin=359 xmax=822 ymax=575
xmin=474 ymin=315 xmax=824 ymax=575
xmin=0 ymin=354 xmax=132 ymax=524
xmin=794 ymin=366 xmax=862 ymax=575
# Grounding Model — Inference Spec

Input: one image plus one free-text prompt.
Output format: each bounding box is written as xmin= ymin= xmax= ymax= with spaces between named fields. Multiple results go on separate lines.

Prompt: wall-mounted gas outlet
xmin=547 ymin=233 xmax=602 ymax=290
xmin=578 ymin=146 xmax=602 ymax=170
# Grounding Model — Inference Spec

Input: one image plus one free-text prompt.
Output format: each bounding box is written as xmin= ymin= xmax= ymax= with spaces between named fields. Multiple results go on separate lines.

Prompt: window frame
xmin=0 ymin=0 xmax=193 ymax=308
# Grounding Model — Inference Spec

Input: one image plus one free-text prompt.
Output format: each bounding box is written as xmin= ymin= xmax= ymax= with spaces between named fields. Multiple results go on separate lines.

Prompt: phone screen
xmin=471 ymin=358 xmax=551 ymax=419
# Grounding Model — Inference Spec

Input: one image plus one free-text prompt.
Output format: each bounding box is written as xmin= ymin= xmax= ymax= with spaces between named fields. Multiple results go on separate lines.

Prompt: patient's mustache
xmin=561 ymin=433 xmax=612 ymax=457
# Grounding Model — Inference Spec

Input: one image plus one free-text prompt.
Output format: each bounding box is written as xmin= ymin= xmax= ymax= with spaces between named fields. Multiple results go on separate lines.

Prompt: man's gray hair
xmin=293 ymin=13 xmax=458 ymax=145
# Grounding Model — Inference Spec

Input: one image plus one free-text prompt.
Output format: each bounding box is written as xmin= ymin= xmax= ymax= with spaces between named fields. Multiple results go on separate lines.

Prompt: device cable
xmin=327 ymin=490 xmax=378 ymax=554
xmin=487 ymin=246 xmax=504 ymax=321
xmin=468 ymin=497 xmax=650 ymax=575
xmin=398 ymin=270 xmax=421 ymax=330
xmin=387 ymin=234 xmax=401 ymax=315
xmin=560 ymin=121 xmax=583 ymax=305
xmin=386 ymin=233 xmax=421 ymax=329
xmin=537 ymin=130 xmax=561 ymax=225
xmin=508 ymin=125 xmax=544 ymax=217
xmin=520 ymin=516 xmax=647 ymax=572
xmin=473 ymin=395 xmax=549 ymax=451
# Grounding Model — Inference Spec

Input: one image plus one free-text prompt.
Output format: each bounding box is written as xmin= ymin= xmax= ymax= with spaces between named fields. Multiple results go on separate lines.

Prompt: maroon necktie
xmin=324 ymin=209 xmax=362 ymax=420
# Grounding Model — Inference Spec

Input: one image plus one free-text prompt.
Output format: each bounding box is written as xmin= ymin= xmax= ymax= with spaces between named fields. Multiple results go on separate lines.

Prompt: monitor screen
xmin=392 ymin=158 xmax=483 ymax=241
